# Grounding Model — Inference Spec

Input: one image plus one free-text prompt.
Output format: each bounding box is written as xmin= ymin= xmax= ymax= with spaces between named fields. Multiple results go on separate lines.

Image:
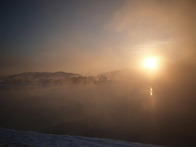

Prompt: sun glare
xmin=144 ymin=58 xmax=156 ymax=69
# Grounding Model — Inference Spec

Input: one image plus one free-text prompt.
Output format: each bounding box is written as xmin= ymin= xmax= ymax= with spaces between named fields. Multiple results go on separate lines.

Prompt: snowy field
xmin=0 ymin=128 xmax=162 ymax=147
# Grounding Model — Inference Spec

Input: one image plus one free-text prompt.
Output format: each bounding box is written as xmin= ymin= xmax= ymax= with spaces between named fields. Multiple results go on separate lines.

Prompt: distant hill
xmin=0 ymin=72 xmax=96 ymax=88
xmin=0 ymin=72 xmax=80 ymax=81
xmin=0 ymin=70 xmax=148 ymax=89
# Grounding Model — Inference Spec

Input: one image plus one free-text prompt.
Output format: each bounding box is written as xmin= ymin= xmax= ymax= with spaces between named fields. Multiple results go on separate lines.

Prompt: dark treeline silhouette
xmin=0 ymin=72 xmax=111 ymax=89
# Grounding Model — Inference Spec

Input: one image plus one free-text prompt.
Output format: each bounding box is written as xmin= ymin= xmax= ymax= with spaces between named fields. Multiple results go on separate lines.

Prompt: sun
xmin=144 ymin=57 xmax=156 ymax=69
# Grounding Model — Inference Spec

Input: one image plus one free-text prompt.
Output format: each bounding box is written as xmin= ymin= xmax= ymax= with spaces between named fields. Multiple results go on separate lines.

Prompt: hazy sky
xmin=1 ymin=0 xmax=196 ymax=75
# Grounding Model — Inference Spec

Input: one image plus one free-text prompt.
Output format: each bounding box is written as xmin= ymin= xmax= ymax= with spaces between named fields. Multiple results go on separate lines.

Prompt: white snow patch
xmin=0 ymin=128 xmax=162 ymax=147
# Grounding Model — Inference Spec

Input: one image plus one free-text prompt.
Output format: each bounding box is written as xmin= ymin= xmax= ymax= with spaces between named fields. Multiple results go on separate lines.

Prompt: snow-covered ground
xmin=0 ymin=128 xmax=162 ymax=147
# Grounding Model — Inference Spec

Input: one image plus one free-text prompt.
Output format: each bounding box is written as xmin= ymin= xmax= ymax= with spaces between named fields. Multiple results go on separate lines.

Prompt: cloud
xmin=111 ymin=0 xmax=196 ymax=63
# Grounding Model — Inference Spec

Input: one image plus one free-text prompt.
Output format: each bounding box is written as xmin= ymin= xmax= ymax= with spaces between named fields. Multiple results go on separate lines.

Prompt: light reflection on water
xmin=150 ymin=87 xmax=153 ymax=96
xmin=148 ymin=86 xmax=156 ymax=109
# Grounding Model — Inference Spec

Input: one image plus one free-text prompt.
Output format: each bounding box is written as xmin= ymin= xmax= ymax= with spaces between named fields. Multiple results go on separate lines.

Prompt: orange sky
xmin=1 ymin=0 xmax=196 ymax=75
